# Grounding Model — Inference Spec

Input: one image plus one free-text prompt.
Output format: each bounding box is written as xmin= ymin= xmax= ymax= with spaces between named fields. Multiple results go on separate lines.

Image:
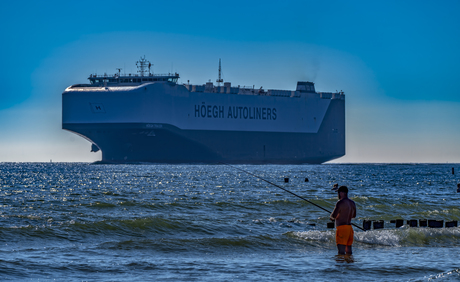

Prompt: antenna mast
xmin=136 ymin=56 xmax=151 ymax=77
xmin=216 ymin=58 xmax=223 ymax=86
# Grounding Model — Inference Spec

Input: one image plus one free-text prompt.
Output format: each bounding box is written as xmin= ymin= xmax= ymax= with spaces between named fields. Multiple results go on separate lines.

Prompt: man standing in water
xmin=330 ymin=186 xmax=356 ymax=255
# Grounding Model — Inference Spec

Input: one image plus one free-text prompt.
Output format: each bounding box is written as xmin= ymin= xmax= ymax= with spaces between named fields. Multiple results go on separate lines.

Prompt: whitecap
xmin=292 ymin=230 xmax=334 ymax=242
xmin=355 ymin=229 xmax=402 ymax=247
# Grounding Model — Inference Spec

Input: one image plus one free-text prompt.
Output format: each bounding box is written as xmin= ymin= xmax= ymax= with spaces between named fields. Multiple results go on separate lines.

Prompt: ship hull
xmin=62 ymin=82 xmax=345 ymax=164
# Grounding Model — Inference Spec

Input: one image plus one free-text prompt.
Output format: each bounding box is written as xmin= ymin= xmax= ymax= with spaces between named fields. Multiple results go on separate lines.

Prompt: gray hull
xmin=62 ymin=77 xmax=345 ymax=164
xmin=63 ymin=98 xmax=344 ymax=164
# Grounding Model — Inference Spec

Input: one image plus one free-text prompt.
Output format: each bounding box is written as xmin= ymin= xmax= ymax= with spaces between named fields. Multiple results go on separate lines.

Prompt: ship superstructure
xmin=62 ymin=57 xmax=345 ymax=164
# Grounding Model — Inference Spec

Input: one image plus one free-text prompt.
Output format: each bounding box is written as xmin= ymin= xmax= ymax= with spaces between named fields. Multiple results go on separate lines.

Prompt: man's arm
xmin=330 ymin=202 xmax=340 ymax=220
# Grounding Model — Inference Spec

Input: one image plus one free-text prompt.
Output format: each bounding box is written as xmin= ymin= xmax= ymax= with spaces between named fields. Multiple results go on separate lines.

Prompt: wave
xmin=0 ymin=215 xmax=257 ymax=242
xmin=292 ymin=226 xmax=460 ymax=248
xmin=425 ymin=268 xmax=460 ymax=281
xmin=98 ymin=234 xmax=288 ymax=253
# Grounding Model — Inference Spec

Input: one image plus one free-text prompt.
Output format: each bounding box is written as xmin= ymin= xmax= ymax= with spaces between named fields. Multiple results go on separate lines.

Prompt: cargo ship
xmin=62 ymin=57 xmax=345 ymax=164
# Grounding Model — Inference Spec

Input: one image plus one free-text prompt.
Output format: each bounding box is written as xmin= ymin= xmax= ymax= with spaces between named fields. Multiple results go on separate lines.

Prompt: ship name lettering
xmin=195 ymin=104 xmax=276 ymax=120
xmin=195 ymin=104 xmax=224 ymax=118
xmin=219 ymin=106 xmax=224 ymax=118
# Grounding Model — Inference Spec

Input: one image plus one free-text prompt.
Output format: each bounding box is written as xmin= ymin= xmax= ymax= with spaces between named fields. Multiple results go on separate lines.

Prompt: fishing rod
xmin=220 ymin=162 xmax=366 ymax=232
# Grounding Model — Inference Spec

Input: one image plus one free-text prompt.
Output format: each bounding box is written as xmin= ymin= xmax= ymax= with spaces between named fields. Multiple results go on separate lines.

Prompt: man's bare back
xmin=330 ymin=197 xmax=356 ymax=226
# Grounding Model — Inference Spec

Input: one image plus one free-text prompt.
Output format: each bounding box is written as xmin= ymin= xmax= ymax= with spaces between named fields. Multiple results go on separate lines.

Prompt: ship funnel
xmin=296 ymin=81 xmax=315 ymax=93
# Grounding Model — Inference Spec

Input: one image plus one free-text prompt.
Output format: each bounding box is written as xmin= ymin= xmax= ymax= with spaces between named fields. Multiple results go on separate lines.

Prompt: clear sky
xmin=1 ymin=0 xmax=459 ymax=163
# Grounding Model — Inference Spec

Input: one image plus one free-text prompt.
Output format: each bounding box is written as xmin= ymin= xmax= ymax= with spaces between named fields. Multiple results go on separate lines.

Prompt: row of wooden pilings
xmin=327 ymin=219 xmax=458 ymax=230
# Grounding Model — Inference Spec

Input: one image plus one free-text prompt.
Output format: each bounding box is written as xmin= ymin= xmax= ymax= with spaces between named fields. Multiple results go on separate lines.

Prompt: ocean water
xmin=0 ymin=163 xmax=459 ymax=281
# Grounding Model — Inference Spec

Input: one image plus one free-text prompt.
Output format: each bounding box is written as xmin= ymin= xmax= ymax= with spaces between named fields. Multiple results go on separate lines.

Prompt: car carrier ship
xmin=62 ymin=57 xmax=345 ymax=164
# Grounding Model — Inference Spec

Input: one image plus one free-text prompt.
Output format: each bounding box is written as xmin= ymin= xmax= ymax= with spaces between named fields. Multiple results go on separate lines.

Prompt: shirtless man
xmin=330 ymin=186 xmax=356 ymax=255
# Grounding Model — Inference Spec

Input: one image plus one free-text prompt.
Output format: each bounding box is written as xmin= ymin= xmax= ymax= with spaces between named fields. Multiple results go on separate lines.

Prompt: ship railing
xmin=69 ymin=84 xmax=100 ymax=89
xmin=319 ymin=92 xmax=345 ymax=100
xmin=89 ymin=73 xmax=179 ymax=78
xmin=267 ymin=89 xmax=298 ymax=97
xmin=185 ymin=84 xmax=302 ymax=98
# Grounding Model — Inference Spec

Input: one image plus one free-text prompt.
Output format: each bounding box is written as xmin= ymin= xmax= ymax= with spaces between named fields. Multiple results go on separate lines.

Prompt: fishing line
xmin=220 ymin=162 xmax=365 ymax=232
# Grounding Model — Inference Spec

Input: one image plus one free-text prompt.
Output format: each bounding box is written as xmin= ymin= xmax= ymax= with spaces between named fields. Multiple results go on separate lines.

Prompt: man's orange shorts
xmin=336 ymin=225 xmax=354 ymax=246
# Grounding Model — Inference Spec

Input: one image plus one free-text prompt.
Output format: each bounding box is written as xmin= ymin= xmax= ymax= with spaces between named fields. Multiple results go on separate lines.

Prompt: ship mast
xmin=216 ymin=58 xmax=223 ymax=86
xmin=136 ymin=56 xmax=152 ymax=77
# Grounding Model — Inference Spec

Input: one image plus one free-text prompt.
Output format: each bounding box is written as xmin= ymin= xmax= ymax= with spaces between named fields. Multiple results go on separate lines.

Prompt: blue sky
xmin=1 ymin=0 xmax=459 ymax=162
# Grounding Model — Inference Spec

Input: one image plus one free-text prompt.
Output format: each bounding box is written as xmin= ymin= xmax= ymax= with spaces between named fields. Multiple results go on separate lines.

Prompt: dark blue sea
xmin=1 ymin=163 xmax=460 ymax=281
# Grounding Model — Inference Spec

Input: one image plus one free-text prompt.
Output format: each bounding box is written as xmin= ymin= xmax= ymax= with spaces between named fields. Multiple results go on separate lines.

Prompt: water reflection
xmin=335 ymin=254 xmax=354 ymax=264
